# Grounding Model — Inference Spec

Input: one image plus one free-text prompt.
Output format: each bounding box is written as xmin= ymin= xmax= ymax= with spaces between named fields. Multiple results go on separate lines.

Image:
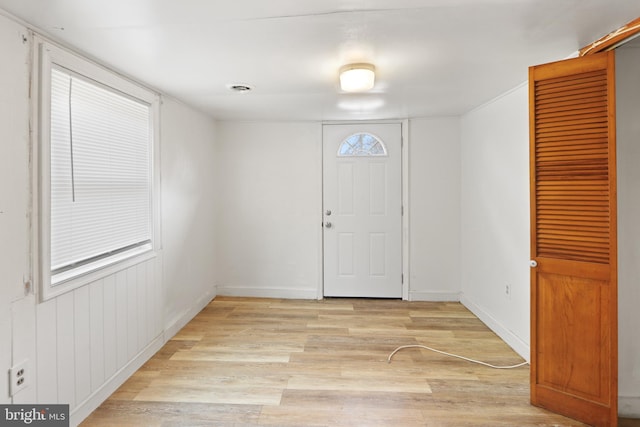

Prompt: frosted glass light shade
xmin=339 ymin=63 xmax=375 ymax=92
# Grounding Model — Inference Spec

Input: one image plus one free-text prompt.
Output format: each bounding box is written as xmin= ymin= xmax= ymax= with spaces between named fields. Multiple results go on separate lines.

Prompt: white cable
xmin=387 ymin=344 xmax=529 ymax=369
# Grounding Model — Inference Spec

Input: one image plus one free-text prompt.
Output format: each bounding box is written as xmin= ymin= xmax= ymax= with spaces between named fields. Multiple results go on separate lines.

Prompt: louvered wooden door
xmin=529 ymin=51 xmax=617 ymax=427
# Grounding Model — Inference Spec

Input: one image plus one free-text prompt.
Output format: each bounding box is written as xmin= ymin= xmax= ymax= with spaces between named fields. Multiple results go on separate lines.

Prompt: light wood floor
xmin=82 ymin=297 xmax=639 ymax=427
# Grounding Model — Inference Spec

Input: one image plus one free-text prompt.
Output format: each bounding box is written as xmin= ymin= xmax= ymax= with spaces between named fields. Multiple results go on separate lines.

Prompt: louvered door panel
xmin=534 ymin=69 xmax=610 ymax=264
xmin=529 ymin=51 xmax=617 ymax=427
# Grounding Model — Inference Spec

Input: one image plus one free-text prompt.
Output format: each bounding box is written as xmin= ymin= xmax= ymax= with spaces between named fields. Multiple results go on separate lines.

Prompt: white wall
xmin=615 ymin=42 xmax=640 ymax=417
xmin=408 ymin=117 xmax=461 ymax=301
xmin=214 ymin=119 xmax=462 ymax=301
xmin=0 ymin=12 xmax=218 ymax=425
xmin=214 ymin=122 xmax=322 ymax=299
xmin=460 ymin=50 xmax=640 ymax=415
xmin=0 ymin=12 xmax=30 ymax=405
xmin=28 ymin=96 xmax=219 ymax=427
xmin=35 ymin=259 xmax=164 ymax=425
xmin=459 ymin=84 xmax=531 ymax=359
xmin=161 ymin=98 xmax=218 ymax=336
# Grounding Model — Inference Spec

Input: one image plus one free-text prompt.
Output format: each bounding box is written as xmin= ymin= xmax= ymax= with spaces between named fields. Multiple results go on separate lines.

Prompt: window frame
xmin=34 ymin=38 xmax=161 ymax=301
xmin=336 ymin=132 xmax=388 ymax=157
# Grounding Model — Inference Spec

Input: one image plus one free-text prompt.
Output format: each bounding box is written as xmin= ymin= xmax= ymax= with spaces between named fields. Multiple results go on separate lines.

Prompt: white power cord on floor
xmin=387 ymin=344 xmax=529 ymax=369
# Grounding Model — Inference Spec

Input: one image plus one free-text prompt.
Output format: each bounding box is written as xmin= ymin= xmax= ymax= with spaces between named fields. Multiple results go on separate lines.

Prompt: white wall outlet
xmin=505 ymin=284 xmax=511 ymax=299
xmin=9 ymin=360 xmax=29 ymax=396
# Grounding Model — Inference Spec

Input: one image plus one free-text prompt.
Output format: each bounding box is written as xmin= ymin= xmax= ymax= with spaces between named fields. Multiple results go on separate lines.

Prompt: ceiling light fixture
xmin=339 ymin=63 xmax=375 ymax=92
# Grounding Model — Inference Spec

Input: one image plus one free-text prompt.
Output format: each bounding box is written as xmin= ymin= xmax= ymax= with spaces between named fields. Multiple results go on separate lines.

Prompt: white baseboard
xmin=69 ymin=335 xmax=164 ymax=427
xmin=216 ymin=286 xmax=318 ymax=300
xmin=619 ymin=396 xmax=640 ymax=417
xmin=409 ymin=291 xmax=461 ymax=302
xmin=460 ymin=293 xmax=530 ymax=361
xmin=164 ymin=289 xmax=216 ymax=340
xmin=218 ymin=287 xmax=460 ymax=302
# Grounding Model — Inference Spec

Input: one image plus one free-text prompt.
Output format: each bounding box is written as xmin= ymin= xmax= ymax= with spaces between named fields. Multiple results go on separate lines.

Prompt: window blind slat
xmin=50 ymin=68 xmax=151 ymax=273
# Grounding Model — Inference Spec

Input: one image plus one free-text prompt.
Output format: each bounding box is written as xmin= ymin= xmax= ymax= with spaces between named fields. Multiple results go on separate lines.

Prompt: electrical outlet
xmin=505 ymin=284 xmax=511 ymax=299
xmin=9 ymin=360 xmax=29 ymax=396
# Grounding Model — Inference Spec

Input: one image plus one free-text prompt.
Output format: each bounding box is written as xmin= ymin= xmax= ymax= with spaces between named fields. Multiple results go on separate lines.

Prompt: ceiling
xmin=0 ymin=0 xmax=639 ymax=121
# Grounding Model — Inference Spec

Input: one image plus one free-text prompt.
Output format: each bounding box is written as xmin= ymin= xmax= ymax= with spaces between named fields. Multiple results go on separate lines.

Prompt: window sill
xmin=41 ymin=247 xmax=157 ymax=302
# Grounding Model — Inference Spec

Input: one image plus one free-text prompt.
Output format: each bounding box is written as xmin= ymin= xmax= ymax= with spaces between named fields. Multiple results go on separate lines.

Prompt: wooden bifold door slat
xmin=533 ymin=64 xmax=610 ymax=264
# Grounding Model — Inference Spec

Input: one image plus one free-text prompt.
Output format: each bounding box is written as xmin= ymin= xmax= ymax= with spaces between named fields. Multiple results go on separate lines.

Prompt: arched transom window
xmin=337 ymin=133 xmax=388 ymax=157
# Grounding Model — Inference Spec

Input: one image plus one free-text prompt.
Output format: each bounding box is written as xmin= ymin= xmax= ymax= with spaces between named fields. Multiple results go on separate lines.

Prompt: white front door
xmin=323 ymin=123 xmax=402 ymax=298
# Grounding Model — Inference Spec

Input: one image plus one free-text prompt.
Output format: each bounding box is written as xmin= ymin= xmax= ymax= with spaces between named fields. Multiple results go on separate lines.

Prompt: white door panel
xmin=323 ymin=123 xmax=402 ymax=298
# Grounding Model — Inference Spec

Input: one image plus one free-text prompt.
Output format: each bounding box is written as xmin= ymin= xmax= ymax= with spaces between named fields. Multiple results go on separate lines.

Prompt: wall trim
xmin=401 ymin=119 xmax=410 ymax=301
xmin=409 ymin=291 xmax=460 ymax=302
xmin=164 ymin=289 xmax=216 ymax=340
xmin=70 ymin=335 xmax=164 ymax=426
xmin=460 ymin=293 xmax=530 ymax=361
xmin=619 ymin=396 xmax=640 ymax=418
xmin=217 ymin=286 xmax=318 ymax=300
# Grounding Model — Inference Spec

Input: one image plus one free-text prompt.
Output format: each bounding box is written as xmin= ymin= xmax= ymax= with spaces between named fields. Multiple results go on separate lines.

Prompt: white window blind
xmin=50 ymin=67 xmax=152 ymax=277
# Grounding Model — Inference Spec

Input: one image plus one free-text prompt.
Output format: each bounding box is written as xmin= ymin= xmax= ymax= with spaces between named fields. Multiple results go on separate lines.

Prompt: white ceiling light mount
xmin=339 ymin=63 xmax=375 ymax=92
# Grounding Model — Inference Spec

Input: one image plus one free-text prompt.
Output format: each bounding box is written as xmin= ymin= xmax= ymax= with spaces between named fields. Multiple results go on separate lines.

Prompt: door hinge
xmin=401 ymin=273 xmax=404 ymax=284
xmin=401 ymin=205 xmax=404 ymax=216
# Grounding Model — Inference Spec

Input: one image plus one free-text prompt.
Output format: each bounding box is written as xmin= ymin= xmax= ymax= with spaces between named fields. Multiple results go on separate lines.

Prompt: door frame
xmin=318 ymin=119 xmax=409 ymax=300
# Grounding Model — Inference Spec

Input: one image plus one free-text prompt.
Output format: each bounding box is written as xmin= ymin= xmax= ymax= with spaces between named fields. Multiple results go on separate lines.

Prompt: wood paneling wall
xmin=35 ymin=258 xmax=162 ymax=413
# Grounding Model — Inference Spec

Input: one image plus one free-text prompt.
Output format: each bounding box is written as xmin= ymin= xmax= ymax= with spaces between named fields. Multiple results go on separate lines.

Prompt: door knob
xmin=530 ymin=260 xmax=538 ymax=268
xmin=325 ymin=210 xmax=332 ymax=216
xmin=325 ymin=222 xmax=332 ymax=229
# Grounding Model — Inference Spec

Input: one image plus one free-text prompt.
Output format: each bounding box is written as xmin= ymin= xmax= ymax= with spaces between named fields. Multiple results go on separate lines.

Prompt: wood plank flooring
xmin=81 ymin=297 xmax=639 ymax=427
